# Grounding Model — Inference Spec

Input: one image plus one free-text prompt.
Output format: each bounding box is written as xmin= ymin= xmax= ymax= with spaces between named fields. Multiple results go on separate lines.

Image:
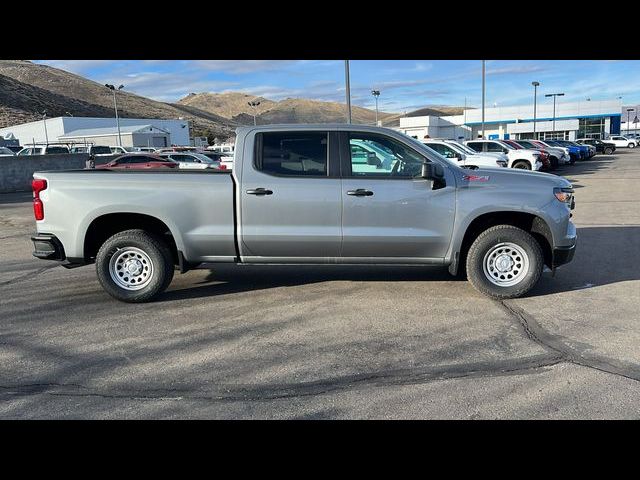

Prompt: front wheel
xmin=466 ymin=225 xmax=544 ymax=299
xmin=604 ymin=147 xmax=613 ymax=155
xmin=96 ymin=229 xmax=175 ymax=302
xmin=628 ymin=143 xmax=635 ymax=149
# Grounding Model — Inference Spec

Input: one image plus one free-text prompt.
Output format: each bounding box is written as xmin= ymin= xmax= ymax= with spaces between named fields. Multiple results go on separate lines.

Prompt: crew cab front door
xmin=340 ymin=131 xmax=456 ymax=262
xmin=240 ymin=130 xmax=342 ymax=261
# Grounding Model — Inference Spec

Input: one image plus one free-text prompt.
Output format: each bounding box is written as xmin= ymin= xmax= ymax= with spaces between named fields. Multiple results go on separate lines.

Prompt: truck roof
xmin=235 ymin=124 xmax=400 ymax=136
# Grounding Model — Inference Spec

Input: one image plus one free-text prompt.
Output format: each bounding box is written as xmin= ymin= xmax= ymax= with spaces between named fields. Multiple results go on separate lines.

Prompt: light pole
xmin=41 ymin=110 xmax=49 ymax=145
xmin=545 ymin=92 xmax=564 ymax=137
xmin=248 ymin=100 xmax=261 ymax=126
xmin=481 ymin=60 xmax=485 ymax=139
xmin=371 ymin=89 xmax=380 ymax=125
xmin=531 ymin=81 xmax=540 ymax=138
xmin=105 ymin=84 xmax=124 ymax=146
xmin=627 ymin=108 xmax=634 ymax=136
xmin=345 ymin=60 xmax=352 ymax=124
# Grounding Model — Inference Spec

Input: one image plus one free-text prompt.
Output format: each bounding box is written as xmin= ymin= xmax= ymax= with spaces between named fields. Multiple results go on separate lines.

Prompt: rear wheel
xmin=466 ymin=225 xmax=543 ymax=299
xmin=604 ymin=147 xmax=613 ymax=155
xmin=512 ymin=160 xmax=531 ymax=170
xmin=96 ymin=229 xmax=174 ymax=303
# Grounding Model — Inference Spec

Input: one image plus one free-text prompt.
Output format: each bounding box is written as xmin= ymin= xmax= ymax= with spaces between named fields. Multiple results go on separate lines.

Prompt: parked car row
xmin=95 ymin=152 xmax=228 ymax=171
xmin=422 ymin=137 xmax=614 ymax=173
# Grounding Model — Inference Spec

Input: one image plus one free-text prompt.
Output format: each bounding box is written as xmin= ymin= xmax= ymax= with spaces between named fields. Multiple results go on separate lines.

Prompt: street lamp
xmin=247 ymin=100 xmax=261 ymax=126
xmin=105 ymin=84 xmax=124 ymax=146
xmin=627 ymin=108 xmax=635 ymax=136
xmin=371 ymin=89 xmax=380 ymax=125
xmin=545 ymin=92 xmax=565 ymax=137
xmin=41 ymin=110 xmax=49 ymax=145
xmin=531 ymin=81 xmax=540 ymax=138
xmin=345 ymin=60 xmax=352 ymax=124
xmin=481 ymin=60 xmax=485 ymax=139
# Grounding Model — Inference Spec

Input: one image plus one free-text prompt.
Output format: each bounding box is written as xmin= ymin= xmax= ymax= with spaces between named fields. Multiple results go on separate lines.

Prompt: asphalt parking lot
xmin=1 ymin=151 xmax=639 ymax=419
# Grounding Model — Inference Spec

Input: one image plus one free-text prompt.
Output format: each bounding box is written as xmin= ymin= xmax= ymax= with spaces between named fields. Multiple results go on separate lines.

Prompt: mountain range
xmin=0 ymin=60 xmax=464 ymax=142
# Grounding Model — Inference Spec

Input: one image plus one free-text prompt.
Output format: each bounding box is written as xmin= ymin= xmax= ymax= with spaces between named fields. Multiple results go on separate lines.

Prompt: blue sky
xmin=34 ymin=60 xmax=640 ymax=113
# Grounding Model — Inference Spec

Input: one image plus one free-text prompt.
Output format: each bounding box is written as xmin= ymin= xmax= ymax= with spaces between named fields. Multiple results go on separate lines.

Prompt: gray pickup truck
xmin=31 ymin=124 xmax=576 ymax=302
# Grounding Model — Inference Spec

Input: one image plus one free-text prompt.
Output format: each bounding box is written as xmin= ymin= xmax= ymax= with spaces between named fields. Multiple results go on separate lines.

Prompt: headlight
xmin=554 ymin=187 xmax=574 ymax=204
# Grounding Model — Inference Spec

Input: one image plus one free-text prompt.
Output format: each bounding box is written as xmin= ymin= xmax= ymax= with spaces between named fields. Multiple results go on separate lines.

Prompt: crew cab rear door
xmin=339 ymin=131 xmax=456 ymax=261
xmin=239 ymin=130 xmax=342 ymax=260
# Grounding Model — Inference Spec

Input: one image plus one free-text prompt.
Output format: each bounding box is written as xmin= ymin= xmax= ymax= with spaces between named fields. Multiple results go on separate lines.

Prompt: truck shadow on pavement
xmin=161 ymin=226 xmax=639 ymax=301
xmin=530 ymin=225 xmax=640 ymax=297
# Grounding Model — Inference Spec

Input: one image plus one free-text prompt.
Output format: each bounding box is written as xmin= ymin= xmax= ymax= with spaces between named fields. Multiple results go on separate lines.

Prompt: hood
xmin=461 ymin=166 xmax=572 ymax=189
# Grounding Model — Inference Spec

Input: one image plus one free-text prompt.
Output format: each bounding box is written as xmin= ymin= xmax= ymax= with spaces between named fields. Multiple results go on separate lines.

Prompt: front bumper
xmin=552 ymin=244 xmax=576 ymax=268
xmin=31 ymin=234 xmax=65 ymax=260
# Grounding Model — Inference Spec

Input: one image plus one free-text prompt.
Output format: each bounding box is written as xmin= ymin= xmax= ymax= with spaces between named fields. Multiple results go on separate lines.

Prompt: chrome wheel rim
xmin=109 ymin=247 xmax=154 ymax=291
xmin=482 ymin=242 xmax=529 ymax=287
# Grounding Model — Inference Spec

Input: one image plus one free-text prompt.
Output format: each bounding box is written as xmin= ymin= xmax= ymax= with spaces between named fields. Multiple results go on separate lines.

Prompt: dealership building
xmin=0 ymin=116 xmax=191 ymax=148
xmin=397 ymin=99 xmax=623 ymax=141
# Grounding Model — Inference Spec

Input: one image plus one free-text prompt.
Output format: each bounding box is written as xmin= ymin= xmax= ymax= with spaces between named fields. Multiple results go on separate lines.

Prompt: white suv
xmin=423 ymin=140 xmax=507 ymax=169
xmin=606 ymin=135 xmax=637 ymax=149
xmin=464 ymin=140 xmax=543 ymax=171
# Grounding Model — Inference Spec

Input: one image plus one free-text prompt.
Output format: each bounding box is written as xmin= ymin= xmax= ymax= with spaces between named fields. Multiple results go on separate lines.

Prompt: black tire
xmin=604 ymin=147 xmax=613 ymax=155
xmin=549 ymin=156 xmax=559 ymax=169
xmin=628 ymin=143 xmax=635 ymax=149
xmin=466 ymin=225 xmax=543 ymax=300
xmin=512 ymin=160 xmax=531 ymax=170
xmin=96 ymin=229 xmax=174 ymax=303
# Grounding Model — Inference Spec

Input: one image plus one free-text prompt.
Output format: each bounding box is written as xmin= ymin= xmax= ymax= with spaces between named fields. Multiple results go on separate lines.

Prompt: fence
xmin=0 ymin=153 xmax=92 ymax=193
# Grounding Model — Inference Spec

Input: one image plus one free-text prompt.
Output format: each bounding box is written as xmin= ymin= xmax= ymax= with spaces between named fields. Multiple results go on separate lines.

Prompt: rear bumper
xmin=31 ymin=234 xmax=65 ymax=260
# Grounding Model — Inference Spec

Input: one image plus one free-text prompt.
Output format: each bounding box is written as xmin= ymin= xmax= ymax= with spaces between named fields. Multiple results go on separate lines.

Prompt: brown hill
xmin=178 ymin=92 xmax=397 ymax=126
xmin=179 ymin=92 xmax=275 ymax=119
xmin=0 ymin=60 xmax=236 ymax=139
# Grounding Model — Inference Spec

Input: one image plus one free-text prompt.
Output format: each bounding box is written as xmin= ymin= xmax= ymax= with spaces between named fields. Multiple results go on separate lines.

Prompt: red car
xmin=97 ymin=153 xmax=179 ymax=170
xmin=502 ymin=139 xmax=552 ymax=171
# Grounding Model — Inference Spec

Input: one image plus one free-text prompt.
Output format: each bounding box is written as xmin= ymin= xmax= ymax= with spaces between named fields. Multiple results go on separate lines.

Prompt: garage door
xmin=152 ymin=136 xmax=167 ymax=148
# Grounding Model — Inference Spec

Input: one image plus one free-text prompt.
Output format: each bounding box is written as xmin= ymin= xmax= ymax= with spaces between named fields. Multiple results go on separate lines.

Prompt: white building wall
xmin=0 ymin=117 xmax=66 ymax=146
xmin=0 ymin=117 xmax=190 ymax=146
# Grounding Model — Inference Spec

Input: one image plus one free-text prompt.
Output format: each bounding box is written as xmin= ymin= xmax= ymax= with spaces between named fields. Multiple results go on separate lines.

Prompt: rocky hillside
xmin=0 ymin=60 xmax=466 ymax=142
xmin=178 ymin=92 xmax=398 ymax=126
xmin=0 ymin=60 xmax=237 ymax=139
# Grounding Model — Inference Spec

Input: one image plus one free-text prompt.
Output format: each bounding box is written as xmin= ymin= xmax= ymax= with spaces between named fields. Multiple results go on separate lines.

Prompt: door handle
xmin=347 ymin=189 xmax=374 ymax=197
xmin=246 ymin=188 xmax=273 ymax=196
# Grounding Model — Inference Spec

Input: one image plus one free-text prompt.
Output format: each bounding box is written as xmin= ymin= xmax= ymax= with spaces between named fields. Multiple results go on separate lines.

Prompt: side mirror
xmin=455 ymin=152 xmax=465 ymax=161
xmin=502 ymin=148 xmax=509 ymax=153
xmin=421 ymin=162 xmax=445 ymax=181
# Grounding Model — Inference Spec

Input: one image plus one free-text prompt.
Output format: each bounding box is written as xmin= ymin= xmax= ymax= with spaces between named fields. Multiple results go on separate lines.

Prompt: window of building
xmin=578 ymin=117 xmax=605 ymax=139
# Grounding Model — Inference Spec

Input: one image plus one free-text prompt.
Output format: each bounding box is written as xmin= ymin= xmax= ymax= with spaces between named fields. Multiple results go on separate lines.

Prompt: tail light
xmin=218 ymin=164 xmax=227 ymax=170
xmin=32 ymin=178 xmax=47 ymax=220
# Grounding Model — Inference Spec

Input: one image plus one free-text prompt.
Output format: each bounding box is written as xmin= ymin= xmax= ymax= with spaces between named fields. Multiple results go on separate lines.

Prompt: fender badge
xmin=463 ymin=175 xmax=490 ymax=182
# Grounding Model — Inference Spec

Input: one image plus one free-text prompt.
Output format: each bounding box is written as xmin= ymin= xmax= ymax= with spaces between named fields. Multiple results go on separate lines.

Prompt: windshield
xmin=446 ymin=141 xmax=476 ymax=155
xmin=0 ymin=147 xmax=15 ymax=155
xmin=192 ymin=153 xmax=217 ymax=163
xmin=92 ymin=146 xmax=113 ymax=155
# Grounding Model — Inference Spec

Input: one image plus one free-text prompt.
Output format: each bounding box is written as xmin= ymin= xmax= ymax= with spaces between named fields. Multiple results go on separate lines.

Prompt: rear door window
xmin=256 ymin=131 xmax=328 ymax=176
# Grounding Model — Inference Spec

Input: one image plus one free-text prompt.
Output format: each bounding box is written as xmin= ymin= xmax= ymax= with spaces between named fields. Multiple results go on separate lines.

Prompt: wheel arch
xmin=449 ymin=210 xmax=553 ymax=275
xmin=82 ymin=212 xmax=181 ymax=265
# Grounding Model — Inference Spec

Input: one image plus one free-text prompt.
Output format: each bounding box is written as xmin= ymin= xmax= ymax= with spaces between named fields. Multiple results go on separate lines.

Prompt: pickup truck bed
xmin=35 ymin=170 xmax=237 ymax=264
